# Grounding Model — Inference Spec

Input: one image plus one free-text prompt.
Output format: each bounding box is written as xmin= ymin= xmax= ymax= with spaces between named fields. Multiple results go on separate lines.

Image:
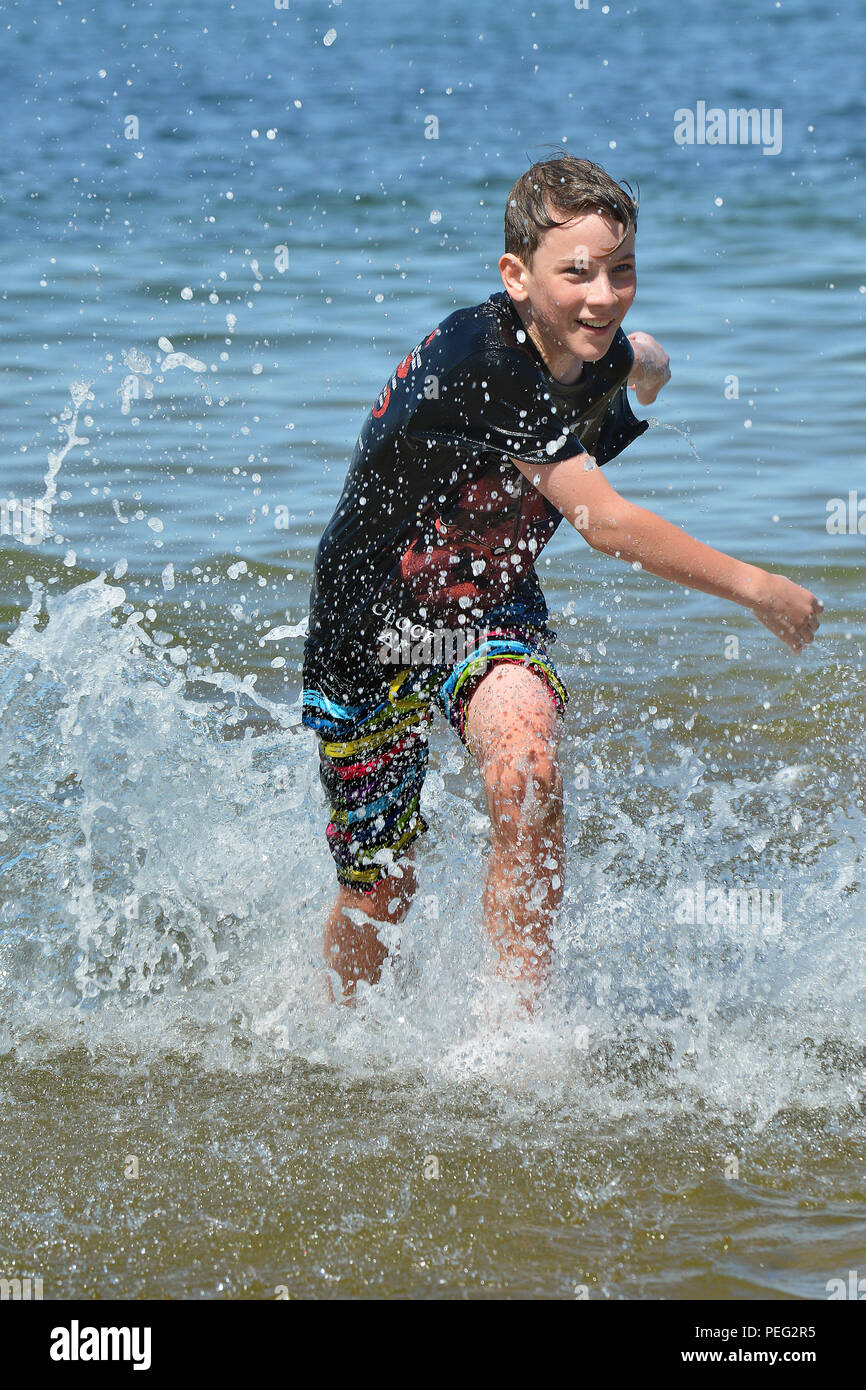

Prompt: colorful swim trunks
xmin=302 ymin=623 xmax=569 ymax=894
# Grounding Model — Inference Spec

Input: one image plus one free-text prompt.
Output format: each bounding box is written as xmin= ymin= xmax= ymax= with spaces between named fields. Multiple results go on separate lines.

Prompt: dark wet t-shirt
xmin=301 ymin=290 xmax=648 ymax=723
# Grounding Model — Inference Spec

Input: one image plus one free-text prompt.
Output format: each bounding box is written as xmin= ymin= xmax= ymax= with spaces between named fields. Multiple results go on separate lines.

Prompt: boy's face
xmin=499 ymin=209 xmax=636 ymax=381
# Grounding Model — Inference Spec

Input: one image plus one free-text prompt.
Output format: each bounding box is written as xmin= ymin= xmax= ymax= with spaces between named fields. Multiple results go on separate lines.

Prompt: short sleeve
xmin=592 ymin=381 xmax=650 ymax=466
xmin=407 ymin=348 xmax=586 ymax=468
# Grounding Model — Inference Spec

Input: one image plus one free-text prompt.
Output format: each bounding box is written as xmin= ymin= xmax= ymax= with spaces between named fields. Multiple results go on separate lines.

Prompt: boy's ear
xmin=499 ymin=252 xmax=529 ymax=300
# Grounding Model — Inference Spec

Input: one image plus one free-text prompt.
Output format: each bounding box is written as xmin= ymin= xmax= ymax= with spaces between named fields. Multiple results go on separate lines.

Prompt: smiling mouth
xmin=577 ymin=319 xmax=615 ymax=332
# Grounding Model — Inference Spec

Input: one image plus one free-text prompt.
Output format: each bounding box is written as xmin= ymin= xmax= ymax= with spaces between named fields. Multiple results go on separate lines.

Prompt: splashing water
xmin=1 ymin=569 xmax=863 ymax=1126
xmin=2 ymin=381 xmax=94 ymax=546
xmin=645 ymin=415 xmax=703 ymax=465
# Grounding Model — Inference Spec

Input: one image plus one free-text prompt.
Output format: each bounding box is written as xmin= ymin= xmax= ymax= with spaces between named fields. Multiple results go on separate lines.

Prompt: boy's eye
xmin=564 ymin=262 xmax=635 ymax=276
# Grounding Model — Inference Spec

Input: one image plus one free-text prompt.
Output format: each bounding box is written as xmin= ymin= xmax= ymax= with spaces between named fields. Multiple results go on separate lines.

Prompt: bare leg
xmin=464 ymin=663 xmax=565 ymax=1005
xmin=323 ymin=846 xmax=417 ymax=1001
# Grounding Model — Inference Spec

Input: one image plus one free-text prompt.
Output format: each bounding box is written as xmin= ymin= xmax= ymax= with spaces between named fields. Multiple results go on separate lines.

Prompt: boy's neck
xmin=513 ymin=302 xmax=585 ymax=386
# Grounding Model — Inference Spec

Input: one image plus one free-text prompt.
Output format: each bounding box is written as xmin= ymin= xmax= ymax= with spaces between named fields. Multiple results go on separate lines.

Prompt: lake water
xmin=0 ymin=0 xmax=864 ymax=1300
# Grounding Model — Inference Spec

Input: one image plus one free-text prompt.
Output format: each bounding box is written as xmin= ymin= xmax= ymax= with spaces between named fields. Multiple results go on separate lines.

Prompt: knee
xmin=482 ymin=741 xmax=562 ymax=845
xmin=376 ymin=855 xmax=418 ymax=921
xmin=341 ymin=854 xmax=417 ymax=924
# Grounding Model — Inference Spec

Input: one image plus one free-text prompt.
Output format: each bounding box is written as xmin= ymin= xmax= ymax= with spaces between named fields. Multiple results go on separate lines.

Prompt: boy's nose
xmin=585 ymin=274 xmax=617 ymax=310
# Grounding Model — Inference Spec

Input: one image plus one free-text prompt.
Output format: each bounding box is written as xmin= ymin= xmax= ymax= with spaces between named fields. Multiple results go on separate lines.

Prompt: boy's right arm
xmin=511 ymin=452 xmax=822 ymax=654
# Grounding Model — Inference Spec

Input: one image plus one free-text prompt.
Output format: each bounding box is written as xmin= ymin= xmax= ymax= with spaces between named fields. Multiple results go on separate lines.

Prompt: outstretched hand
xmin=750 ymin=573 xmax=823 ymax=653
xmin=627 ymin=331 xmax=671 ymax=405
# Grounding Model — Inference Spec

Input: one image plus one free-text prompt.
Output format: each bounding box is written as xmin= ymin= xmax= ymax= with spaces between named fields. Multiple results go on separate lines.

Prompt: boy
xmin=302 ymin=154 xmax=821 ymax=1005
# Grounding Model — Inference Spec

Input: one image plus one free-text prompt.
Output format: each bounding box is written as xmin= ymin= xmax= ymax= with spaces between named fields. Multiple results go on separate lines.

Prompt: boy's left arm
xmin=627 ymin=331 xmax=671 ymax=405
xmin=509 ymin=452 xmax=822 ymax=655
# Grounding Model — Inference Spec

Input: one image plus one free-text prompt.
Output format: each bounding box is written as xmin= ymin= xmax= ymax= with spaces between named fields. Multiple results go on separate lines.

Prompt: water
xmin=1 ymin=0 xmax=865 ymax=1299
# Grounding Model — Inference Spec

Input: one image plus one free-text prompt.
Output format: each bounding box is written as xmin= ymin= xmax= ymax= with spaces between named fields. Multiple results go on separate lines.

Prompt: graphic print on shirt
xmin=371 ymin=328 xmax=440 ymax=419
xmin=395 ymin=458 xmax=559 ymax=617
